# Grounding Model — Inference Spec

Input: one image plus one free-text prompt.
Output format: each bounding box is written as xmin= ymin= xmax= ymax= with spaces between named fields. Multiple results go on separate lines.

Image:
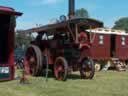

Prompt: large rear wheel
xmin=54 ymin=57 xmax=68 ymax=81
xmin=80 ymin=58 xmax=95 ymax=79
xmin=24 ymin=45 xmax=43 ymax=76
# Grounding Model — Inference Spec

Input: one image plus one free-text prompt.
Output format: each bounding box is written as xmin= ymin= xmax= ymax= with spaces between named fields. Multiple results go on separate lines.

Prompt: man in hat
xmin=79 ymin=31 xmax=90 ymax=50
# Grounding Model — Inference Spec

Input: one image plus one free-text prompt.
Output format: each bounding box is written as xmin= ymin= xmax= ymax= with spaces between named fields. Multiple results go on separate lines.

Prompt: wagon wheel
xmin=54 ymin=57 xmax=68 ymax=81
xmin=116 ymin=61 xmax=126 ymax=71
xmin=16 ymin=58 xmax=24 ymax=69
xmin=24 ymin=45 xmax=42 ymax=76
xmin=80 ymin=58 xmax=95 ymax=79
xmin=95 ymin=62 xmax=101 ymax=71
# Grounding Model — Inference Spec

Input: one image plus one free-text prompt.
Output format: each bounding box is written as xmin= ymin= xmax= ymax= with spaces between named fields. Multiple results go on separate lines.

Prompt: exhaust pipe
xmin=68 ymin=0 xmax=75 ymax=19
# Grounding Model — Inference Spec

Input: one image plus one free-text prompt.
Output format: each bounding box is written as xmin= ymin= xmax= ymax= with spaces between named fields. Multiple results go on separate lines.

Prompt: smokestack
xmin=68 ymin=0 xmax=75 ymax=19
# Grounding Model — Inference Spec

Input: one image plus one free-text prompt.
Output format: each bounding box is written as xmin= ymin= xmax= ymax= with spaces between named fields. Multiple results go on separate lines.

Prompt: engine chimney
xmin=68 ymin=0 xmax=75 ymax=19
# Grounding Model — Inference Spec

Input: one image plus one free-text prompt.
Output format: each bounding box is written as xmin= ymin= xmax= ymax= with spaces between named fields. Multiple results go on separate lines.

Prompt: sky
xmin=0 ymin=0 xmax=128 ymax=29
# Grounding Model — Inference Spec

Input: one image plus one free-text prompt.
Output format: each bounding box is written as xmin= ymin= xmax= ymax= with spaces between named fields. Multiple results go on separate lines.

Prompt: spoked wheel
xmin=54 ymin=57 xmax=68 ymax=81
xmin=16 ymin=58 xmax=24 ymax=69
xmin=95 ymin=62 xmax=101 ymax=72
xmin=24 ymin=45 xmax=43 ymax=76
xmin=80 ymin=58 xmax=95 ymax=79
xmin=116 ymin=61 xmax=127 ymax=71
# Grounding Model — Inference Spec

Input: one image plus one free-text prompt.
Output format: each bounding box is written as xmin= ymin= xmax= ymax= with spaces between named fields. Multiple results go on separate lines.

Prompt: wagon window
xmin=99 ymin=35 xmax=104 ymax=45
xmin=121 ymin=36 xmax=126 ymax=46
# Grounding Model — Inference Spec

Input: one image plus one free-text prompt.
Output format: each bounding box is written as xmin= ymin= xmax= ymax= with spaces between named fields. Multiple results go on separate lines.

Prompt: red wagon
xmin=86 ymin=28 xmax=128 ymax=71
xmin=0 ymin=6 xmax=22 ymax=80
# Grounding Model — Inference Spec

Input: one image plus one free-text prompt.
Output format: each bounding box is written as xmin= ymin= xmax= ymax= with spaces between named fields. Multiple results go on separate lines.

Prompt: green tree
xmin=75 ymin=8 xmax=89 ymax=18
xmin=113 ymin=17 xmax=128 ymax=32
xmin=15 ymin=30 xmax=34 ymax=49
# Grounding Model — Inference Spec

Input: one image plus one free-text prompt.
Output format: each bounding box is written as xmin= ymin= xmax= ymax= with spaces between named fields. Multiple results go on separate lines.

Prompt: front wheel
xmin=54 ymin=57 xmax=68 ymax=81
xmin=80 ymin=58 xmax=95 ymax=79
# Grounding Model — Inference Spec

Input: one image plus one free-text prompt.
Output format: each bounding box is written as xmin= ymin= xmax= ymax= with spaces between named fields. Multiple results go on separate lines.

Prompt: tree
xmin=15 ymin=30 xmax=34 ymax=49
xmin=75 ymin=8 xmax=89 ymax=18
xmin=113 ymin=17 xmax=128 ymax=32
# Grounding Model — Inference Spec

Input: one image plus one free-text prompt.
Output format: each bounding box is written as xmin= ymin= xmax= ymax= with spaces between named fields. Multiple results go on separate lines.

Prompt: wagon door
xmin=110 ymin=34 xmax=116 ymax=57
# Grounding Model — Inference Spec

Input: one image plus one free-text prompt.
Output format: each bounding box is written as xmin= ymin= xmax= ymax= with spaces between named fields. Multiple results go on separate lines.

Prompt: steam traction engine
xmin=23 ymin=0 xmax=103 ymax=81
xmin=0 ymin=6 xmax=22 ymax=80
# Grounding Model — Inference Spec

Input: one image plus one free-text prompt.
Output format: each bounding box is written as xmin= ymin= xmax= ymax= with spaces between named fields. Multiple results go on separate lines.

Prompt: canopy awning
xmin=0 ymin=6 xmax=22 ymax=16
xmin=23 ymin=18 xmax=103 ymax=33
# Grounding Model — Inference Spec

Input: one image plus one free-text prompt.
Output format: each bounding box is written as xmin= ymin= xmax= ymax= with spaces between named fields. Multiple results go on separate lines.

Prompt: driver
xmin=79 ymin=32 xmax=90 ymax=49
xmin=79 ymin=32 xmax=88 ymax=42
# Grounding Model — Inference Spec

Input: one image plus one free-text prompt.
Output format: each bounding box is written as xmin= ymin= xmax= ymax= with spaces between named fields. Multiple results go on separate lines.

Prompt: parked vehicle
xmin=86 ymin=28 xmax=128 ymax=71
xmin=0 ymin=6 xmax=22 ymax=80
xmin=23 ymin=0 xmax=103 ymax=81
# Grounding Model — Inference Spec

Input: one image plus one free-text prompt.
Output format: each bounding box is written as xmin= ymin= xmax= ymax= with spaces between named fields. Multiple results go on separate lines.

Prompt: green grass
xmin=0 ymin=71 xmax=128 ymax=96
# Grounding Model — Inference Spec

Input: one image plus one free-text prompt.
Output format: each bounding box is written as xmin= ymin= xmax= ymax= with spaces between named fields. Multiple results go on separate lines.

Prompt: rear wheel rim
xmin=25 ymin=47 xmax=37 ymax=75
xmin=24 ymin=45 xmax=42 ymax=76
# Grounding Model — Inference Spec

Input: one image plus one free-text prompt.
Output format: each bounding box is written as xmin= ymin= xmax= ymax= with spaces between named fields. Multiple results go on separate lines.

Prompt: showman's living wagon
xmin=0 ymin=6 xmax=22 ymax=80
xmin=86 ymin=28 xmax=128 ymax=71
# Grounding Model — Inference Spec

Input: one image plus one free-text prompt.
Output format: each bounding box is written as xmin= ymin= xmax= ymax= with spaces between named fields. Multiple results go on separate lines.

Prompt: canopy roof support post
xmin=75 ymin=24 xmax=79 ymax=43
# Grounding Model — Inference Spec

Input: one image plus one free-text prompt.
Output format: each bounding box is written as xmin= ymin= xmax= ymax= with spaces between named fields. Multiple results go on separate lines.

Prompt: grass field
xmin=0 ymin=71 xmax=128 ymax=96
